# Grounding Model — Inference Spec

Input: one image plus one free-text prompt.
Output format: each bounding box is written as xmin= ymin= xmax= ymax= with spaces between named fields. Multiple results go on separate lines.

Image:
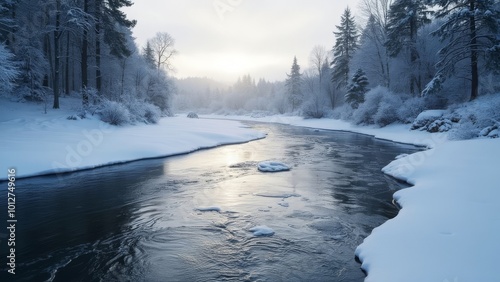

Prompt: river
xmin=0 ymin=122 xmax=419 ymax=282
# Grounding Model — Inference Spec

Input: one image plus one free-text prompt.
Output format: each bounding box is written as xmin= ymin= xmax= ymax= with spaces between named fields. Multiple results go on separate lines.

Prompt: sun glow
xmin=174 ymin=52 xmax=285 ymax=83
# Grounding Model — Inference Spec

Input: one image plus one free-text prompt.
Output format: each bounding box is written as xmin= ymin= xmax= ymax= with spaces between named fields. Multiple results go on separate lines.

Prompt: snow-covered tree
xmin=358 ymin=0 xmax=394 ymax=87
xmin=386 ymin=0 xmax=432 ymax=95
xmin=142 ymin=41 xmax=156 ymax=69
xmin=0 ymin=0 xmax=17 ymax=45
xmin=346 ymin=68 xmax=369 ymax=109
xmin=424 ymin=0 xmax=500 ymax=101
xmin=0 ymin=42 xmax=19 ymax=94
xmin=286 ymin=56 xmax=303 ymax=111
xmin=331 ymin=7 xmax=359 ymax=89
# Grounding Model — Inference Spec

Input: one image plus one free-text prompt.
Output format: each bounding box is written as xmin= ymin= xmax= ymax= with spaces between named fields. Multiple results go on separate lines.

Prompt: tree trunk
xmin=95 ymin=0 xmax=102 ymax=92
xmin=409 ymin=14 xmax=418 ymax=96
xmin=53 ymin=0 xmax=61 ymax=109
xmin=82 ymin=0 xmax=89 ymax=106
xmin=469 ymin=0 xmax=478 ymax=101
xmin=65 ymin=31 xmax=70 ymax=95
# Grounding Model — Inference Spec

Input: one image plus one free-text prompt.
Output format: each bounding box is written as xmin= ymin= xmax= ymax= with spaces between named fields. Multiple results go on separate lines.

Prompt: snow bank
xmin=356 ymin=139 xmax=500 ymax=282
xmin=0 ymin=98 xmax=265 ymax=180
xmin=249 ymin=225 xmax=275 ymax=236
xmin=257 ymin=161 xmax=290 ymax=172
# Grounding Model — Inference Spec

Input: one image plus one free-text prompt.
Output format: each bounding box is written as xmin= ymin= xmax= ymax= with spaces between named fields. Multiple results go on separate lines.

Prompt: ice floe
xmin=257 ymin=161 xmax=291 ymax=172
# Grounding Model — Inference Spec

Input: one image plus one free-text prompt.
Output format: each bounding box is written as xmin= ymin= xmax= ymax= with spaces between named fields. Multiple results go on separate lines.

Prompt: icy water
xmin=1 ymin=123 xmax=419 ymax=282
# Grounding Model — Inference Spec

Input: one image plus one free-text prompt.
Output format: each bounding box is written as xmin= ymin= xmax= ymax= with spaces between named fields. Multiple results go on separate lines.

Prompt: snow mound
xmin=411 ymin=110 xmax=447 ymax=131
xmin=187 ymin=112 xmax=199 ymax=118
xmin=257 ymin=161 xmax=290 ymax=172
xmin=249 ymin=225 xmax=275 ymax=236
xmin=195 ymin=206 xmax=221 ymax=212
xmin=415 ymin=109 xmax=446 ymax=120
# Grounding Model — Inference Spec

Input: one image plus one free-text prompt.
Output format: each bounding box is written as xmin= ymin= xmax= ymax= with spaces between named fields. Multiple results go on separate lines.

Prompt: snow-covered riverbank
xmin=203 ymin=113 xmax=500 ymax=282
xmin=0 ymin=99 xmax=265 ymax=180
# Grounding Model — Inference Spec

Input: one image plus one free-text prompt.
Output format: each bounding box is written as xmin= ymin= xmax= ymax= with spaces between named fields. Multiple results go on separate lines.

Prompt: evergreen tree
xmin=142 ymin=41 xmax=156 ymax=69
xmin=424 ymin=0 xmax=500 ymax=101
xmin=286 ymin=56 xmax=303 ymax=111
xmin=386 ymin=0 xmax=431 ymax=95
xmin=331 ymin=7 xmax=359 ymax=89
xmin=97 ymin=0 xmax=136 ymax=59
xmin=95 ymin=0 xmax=136 ymax=91
xmin=0 ymin=42 xmax=19 ymax=93
xmin=0 ymin=0 xmax=18 ymax=45
xmin=346 ymin=68 xmax=369 ymax=109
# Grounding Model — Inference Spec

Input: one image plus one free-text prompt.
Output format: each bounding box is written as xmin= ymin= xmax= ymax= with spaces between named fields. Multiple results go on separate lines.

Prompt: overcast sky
xmin=123 ymin=0 xmax=361 ymax=84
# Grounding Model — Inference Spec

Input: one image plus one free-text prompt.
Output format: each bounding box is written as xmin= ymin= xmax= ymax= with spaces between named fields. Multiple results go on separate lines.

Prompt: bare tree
xmin=358 ymin=0 xmax=393 ymax=28
xmin=358 ymin=0 xmax=393 ymax=88
xmin=309 ymin=45 xmax=328 ymax=83
xmin=149 ymin=32 xmax=177 ymax=75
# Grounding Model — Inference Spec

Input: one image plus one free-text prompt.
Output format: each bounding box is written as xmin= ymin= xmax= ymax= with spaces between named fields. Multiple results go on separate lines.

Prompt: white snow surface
xmin=249 ymin=225 xmax=275 ymax=236
xmin=0 ymin=98 xmax=265 ymax=180
xmin=257 ymin=161 xmax=290 ymax=172
xmin=203 ymin=113 xmax=500 ymax=282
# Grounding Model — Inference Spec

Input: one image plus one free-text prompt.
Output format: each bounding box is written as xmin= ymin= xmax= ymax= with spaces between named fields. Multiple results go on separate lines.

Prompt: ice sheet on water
xmin=249 ymin=225 xmax=275 ymax=236
xmin=257 ymin=161 xmax=291 ymax=172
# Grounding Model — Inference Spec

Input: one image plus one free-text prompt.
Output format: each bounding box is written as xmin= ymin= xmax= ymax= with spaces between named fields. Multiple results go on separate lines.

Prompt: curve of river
xmin=0 ymin=122 xmax=419 ymax=282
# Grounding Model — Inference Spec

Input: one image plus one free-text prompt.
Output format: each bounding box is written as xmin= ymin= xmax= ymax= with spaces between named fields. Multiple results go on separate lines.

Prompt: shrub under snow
xmin=447 ymin=94 xmax=500 ymax=140
xmin=187 ymin=112 xmax=199 ymax=118
xmin=126 ymin=99 xmax=162 ymax=124
xmin=352 ymin=86 xmax=403 ymax=126
xmin=98 ymin=100 xmax=131 ymax=126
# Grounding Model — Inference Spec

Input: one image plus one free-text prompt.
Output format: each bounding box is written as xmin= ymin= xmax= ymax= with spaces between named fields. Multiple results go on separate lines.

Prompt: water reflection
xmin=0 ymin=122 xmax=418 ymax=282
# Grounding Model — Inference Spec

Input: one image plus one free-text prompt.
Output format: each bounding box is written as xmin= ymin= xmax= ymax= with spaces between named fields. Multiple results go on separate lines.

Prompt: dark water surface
xmin=1 ymin=122 xmax=419 ymax=282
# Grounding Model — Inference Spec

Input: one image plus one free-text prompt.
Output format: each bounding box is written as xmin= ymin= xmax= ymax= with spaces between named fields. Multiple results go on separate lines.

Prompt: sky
xmin=123 ymin=0 xmax=361 ymax=84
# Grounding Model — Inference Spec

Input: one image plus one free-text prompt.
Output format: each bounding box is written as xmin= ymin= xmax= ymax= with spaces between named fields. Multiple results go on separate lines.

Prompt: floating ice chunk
xmin=278 ymin=201 xmax=289 ymax=207
xmin=257 ymin=161 xmax=291 ymax=172
xmin=254 ymin=192 xmax=300 ymax=198
xmin=249 ymin=225 xmax=275 ymax=236
xmin=195 ymin=206 xmax=221 ymax=212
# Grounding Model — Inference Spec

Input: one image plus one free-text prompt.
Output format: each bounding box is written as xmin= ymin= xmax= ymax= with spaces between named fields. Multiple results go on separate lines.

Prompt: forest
xmin=1 ymin=0 xmax=499 ymax=138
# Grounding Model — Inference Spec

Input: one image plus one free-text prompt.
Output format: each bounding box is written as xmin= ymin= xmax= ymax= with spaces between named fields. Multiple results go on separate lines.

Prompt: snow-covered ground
xmin=202 ymin=113 xmax=500 ymax=282
xmin=0 ymin=98 xmax=265 ymax=180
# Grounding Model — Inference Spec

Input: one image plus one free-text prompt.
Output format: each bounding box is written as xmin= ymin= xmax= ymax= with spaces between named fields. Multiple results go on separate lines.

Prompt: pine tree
xmin=95 ymin=0 xmax=136 ymax=92
xmin=386 ymin=0 xmax=431 ymax=95
xmin=97 ymin=0 xmax=136 ymax=59
xmin=346 ymin=69 xmax=369 ymax=109
xmin=286 ymin=56 xmax=303 ymax=111
xmin=331 ymin=7 xmax=359 ymax=89
xmin=424 ymin=0 xmax=500 ymax=101
xmin=0 ymin=0 xmax=18 ymax=45
xmin=142 ymin=41 xmax=156 ymax=69
xmin=0 ymin=42 xmax=19 ymax=92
